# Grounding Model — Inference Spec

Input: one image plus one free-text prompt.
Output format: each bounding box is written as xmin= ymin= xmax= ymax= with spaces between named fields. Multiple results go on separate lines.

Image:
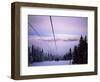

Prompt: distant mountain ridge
xmin=29 ymin=34 xmax=80 ymax=42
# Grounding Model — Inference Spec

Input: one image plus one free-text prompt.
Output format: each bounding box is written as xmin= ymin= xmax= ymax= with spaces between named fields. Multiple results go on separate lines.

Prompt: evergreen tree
xmin=78 ymin=35 xmax=84 ymax=64
xmin=28 ymin=47 xmax=33 ymax=65
xmin=83 ymin=36 xmax=88 ymax=63
xmin=63 ymin=54 xmax=67 ymax=60
xmin=72 ymin=35 xmax=88 ymax=64
xmin=72 ymin=46 xmax=78 ymax=64
xmin=69 ymin=48 xmax=72 ymax=60
xmin=64 ymin=48 xmax=72 ymax=60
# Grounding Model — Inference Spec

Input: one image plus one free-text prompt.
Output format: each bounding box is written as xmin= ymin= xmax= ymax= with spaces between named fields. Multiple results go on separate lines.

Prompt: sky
xmin=28 ymin=15 xmax=88 ymax=56
xmin=28 ymin=15 xmax=87 ymax=37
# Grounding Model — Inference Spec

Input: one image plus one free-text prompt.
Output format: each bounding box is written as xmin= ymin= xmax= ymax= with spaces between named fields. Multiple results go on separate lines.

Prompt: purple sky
xmin=28 ymin=15 xmax=87 ymax=36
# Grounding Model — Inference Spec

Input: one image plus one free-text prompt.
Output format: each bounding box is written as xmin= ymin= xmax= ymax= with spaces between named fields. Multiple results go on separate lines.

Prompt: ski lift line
xmin=28 ymin=22 xmax=51 ymax=52
xmin=28 ymin=22 xmax=53 ymax=53
xmin=50 ymin=16 xmax=57 ymax=52
xmin=28 ymin=22 xmax=42 ymax=37
xmin=28 ymin=22 xmax=47 ymax=43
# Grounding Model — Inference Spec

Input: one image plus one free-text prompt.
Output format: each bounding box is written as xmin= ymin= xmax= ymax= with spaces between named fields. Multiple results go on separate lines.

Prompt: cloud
xmin=29 ymin=34 xmax=80 ymax=42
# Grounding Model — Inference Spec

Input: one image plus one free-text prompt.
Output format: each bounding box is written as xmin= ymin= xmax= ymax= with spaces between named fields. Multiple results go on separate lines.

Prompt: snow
xmin=29 ymin=60 xmax=72 ymax=66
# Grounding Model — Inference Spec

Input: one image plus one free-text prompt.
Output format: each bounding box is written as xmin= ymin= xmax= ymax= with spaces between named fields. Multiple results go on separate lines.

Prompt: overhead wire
xmin=28 ymin=21 xmax=52 ymax=54
xmin=50 ymin=16 xmax=58 ymax=55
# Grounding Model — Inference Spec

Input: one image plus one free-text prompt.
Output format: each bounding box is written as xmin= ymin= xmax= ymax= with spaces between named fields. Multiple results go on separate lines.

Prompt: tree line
xmin=28 ymin=35 xmax=88 ymax=65
xmin=28 ymin=45 xmax=63 ymax=65
xmin=72 ymin=35 xmax=88 ymax=64
xmin=63 ymin=35 xmax=88 ymax=64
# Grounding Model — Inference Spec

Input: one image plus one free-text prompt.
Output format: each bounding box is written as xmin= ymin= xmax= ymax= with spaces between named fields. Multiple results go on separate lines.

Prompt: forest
xmin=28 ymin=35 xmax=88 ymax=65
